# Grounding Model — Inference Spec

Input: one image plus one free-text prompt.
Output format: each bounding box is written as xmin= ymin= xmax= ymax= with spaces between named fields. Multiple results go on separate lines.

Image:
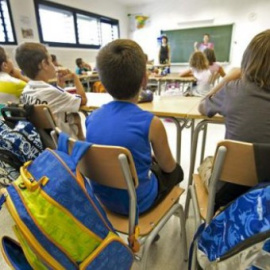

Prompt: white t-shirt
xmin=192 ymin=68 xmax=212 ymax=96
xmin=0 ymin=72 xmax=26 ymax=103
xmin=20 ymin=80 xmax=81 ymax=138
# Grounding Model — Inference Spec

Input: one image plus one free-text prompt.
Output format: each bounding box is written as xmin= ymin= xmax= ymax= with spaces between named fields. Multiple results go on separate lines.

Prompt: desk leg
xmin=158 ymin=81 xmax=162 ymax=95
xmin=161 ymin=117 xmax=188 ymax=164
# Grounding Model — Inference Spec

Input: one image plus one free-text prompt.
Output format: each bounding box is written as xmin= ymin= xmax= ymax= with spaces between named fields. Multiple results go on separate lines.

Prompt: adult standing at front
xmin=194 ymin=33 xmax=214 ymax=52
xmin=159 ymin=36 xmax=170 ymax=65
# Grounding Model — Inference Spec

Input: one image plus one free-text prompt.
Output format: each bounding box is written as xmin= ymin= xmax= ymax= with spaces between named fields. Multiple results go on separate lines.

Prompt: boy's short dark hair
xmin=0 ymin=46 xmax=7 ymax=71
xmin=96 ymin=39 xmax=146 ymax=100
xmin=15 ymin=42 xmax=48 ymax=79
xmin=76 ymin=58 xmax=83 ymax=67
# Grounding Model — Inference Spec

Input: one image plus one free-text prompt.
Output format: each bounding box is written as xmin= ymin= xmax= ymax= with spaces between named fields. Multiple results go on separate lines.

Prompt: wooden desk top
xmin=148 ymin=73 xmax=195 ymax=82
xmin=49 ymin=73 xmax=99 ymax=84
xmin=83 ymin=93 xmax=202 ymax=118
xmin=187 ymin=101 xmax=223 ymax=121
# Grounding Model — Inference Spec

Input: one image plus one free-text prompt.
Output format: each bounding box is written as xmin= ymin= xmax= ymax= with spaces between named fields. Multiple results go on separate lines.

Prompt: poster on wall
xmin=20 ymin=16 xmax=34 ymax=39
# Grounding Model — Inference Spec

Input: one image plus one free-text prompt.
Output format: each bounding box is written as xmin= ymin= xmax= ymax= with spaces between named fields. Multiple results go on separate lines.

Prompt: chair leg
xmin=178 ymin=205 xmax=188 ymax=262
xmin=140 ymin=231 xmax=159 ymax=270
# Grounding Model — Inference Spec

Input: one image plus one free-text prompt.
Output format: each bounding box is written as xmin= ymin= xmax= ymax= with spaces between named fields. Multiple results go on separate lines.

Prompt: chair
xmin=63 ymin=133 xmax=188 ymax=270
xmin=189 ymin=140 xmax=258 ymax=270
xmin=28 ymin=104 xmax=57 ymax=149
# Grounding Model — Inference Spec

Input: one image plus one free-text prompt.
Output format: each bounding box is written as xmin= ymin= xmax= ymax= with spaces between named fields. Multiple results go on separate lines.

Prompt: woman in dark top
xmin=159 ymin=36 xmax=170 ymax=65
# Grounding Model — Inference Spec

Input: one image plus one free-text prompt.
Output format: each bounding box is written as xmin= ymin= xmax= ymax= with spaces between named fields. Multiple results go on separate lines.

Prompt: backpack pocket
xmin=0 ymin=235 xmax=33 ymax=270
xmin=80 ymin=232 xmax=134 ymax=270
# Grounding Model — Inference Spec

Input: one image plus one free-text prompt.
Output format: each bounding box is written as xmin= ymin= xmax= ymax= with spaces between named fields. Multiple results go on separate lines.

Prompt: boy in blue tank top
xmin=85 ymin=39 xmax=183 ymax=215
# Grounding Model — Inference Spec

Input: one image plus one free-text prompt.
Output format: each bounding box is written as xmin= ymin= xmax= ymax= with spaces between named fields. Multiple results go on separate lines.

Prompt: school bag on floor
xmin=194 ymin=183 xmax=270 ymax=270
xmin=0 ymin=132 xmax=134 ymax=270
xmin=0 ymin=116 xmax=44 ymax=187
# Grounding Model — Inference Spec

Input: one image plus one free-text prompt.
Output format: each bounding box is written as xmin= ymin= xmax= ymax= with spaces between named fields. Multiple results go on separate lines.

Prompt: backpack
xmin=191 ymin=183 xmax=270 ymax=270
xmin=0 ymin=119 xmax=44 ymax=187
xmin=0 ymin=132 xmax=134 ymax=270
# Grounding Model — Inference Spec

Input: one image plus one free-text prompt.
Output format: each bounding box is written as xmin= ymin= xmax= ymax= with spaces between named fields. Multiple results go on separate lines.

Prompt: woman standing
xmin=159 ymin=36 xmax=170 ymax=65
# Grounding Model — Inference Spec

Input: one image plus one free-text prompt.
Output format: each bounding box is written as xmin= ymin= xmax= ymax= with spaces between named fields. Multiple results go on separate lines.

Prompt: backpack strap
xmin=0 ymin=191 xmax=6 ymax=211
xmin=71 ymin=140 xmax=92 ymax=165
xmin=57 ymin=132 xmax=69 ymax=153
xmin=188 ymin=222 xmax=206 ymax=270
xmin=57 ymin=132 xmax=92 ymax=165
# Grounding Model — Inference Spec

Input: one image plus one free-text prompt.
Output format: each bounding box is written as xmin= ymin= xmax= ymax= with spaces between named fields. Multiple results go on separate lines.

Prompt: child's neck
xmin=114 ymin=94 xmax=139 ymax=104
xmin=34 ymin=73 xmax=50 ymax=83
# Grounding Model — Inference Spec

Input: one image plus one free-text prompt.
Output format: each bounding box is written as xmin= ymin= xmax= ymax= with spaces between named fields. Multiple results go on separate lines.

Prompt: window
xmin=34 ymin=0 xmax=119 ymax=49
xmin=0 ymin=0 xmax=16 ymax=44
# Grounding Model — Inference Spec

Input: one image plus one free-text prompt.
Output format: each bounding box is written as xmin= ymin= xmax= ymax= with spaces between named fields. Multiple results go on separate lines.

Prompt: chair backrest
xmin=28 ymin=105 xmax=56 ymax=130
xmin=206 ymin=140 xmax=258 ymax=223
xmin=216 ymin=140 xmax=257 ymax=186
xmin=68 ymin=138 xmax=139 ymax=190
xmin=27 ymin=105 xmax=57 ymax=149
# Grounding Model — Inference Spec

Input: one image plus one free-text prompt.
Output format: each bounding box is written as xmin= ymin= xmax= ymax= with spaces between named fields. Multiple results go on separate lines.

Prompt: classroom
xmin=0 ymin=0 xmax=270 ymax=269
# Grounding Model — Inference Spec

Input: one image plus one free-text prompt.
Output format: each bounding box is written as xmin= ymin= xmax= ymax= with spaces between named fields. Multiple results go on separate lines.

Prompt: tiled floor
xmin=0 ymin=117 xmax=225 ymax=270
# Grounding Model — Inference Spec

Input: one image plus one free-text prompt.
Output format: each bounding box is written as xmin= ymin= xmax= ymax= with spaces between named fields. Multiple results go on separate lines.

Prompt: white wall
xmin=127 ymin=0 xmax=270 ymax=72
xmin=6 ymin=0 xmax=128 ymax=70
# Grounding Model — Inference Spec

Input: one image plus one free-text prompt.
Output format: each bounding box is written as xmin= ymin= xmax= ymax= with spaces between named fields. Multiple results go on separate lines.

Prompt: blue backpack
xmin=0 ymin=119 xmax=44 ymax=186
xmin=193 ymin=183 xmax=270 ymax=270
xmin=0 ymin=132 xmax=134 ymax=269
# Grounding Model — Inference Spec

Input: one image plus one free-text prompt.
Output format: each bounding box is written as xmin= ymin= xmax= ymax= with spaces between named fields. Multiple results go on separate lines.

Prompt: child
xmin=0 ymin=46 xmax=29 ymax=103
xmin=75 ymin=58 xmax=92 ymax=75
xmin=180 ymin=51 xmax=212 ymax=96
xmin=15 ymin=42 xmax=87 ymax=139
xmin=51 ymin=54 xmax=62 ymax=67
xmin=85 ymin=39 xmax=183 ymax=215
xmin=199 ymin=29 xmax=270 ymax=210
xmin=159 ymin=36 xmax=170 ymax=65
xmin=203 ymin=48 xmax=226 ymax=78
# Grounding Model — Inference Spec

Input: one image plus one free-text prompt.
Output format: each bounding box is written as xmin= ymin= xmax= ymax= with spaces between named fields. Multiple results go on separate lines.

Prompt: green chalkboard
xmin=161 ymin=24 xmax=233 ymax=63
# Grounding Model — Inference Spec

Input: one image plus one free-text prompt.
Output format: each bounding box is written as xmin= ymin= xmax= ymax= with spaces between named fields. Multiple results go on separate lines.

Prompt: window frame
xmin=34 ymin=0 xmax=119 ymax=49
xmin=0 ymin=0 xmax=17 ymax=45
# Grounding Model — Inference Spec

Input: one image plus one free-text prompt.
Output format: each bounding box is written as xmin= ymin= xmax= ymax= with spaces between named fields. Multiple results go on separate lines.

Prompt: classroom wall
xmin=127 ymin=0 xmax=270 ymax=72
xmin=6 ymin=0 xmax=128 ymax=70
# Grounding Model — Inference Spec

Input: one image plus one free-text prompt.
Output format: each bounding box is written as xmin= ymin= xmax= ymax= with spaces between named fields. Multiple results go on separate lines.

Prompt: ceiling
xmin=115 ymin=0 xmax=156 ymax=7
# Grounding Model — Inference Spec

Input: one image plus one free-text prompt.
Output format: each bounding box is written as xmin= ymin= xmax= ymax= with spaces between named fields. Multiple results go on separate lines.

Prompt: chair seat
xmin=193 ymin=174 xmax=208 ymax=220
xmin=106 ymin=186 xmax=184 ymax=236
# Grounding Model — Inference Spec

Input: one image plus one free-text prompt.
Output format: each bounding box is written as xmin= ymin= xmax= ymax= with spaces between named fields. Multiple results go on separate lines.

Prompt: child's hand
xmin=10 ymin=68 xmax=23 ymax=79
xmin=57 ymin=68 xmax=76 ymax=81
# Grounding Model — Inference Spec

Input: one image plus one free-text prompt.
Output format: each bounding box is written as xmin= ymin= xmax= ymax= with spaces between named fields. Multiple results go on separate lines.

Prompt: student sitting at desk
xmin=75 ymin=58 xmax=92 ymax=75
xmin=16 ymin=42 xmax=87 ymax=139
xmin=0 ymin=46 xmax=29 ymax=103
xmin=85 ymin=39 xmax=183 ymax=215
xmin=203 ymin=48 xmax=226 ymax=78
xmin=198 ymin=29 xmax=270 ymax=210
xmin=179 ymin=51 xmax=212 ymax=96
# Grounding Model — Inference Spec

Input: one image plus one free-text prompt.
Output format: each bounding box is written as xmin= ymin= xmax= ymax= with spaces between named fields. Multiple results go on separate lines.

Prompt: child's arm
xmin=179 ymin=68 xmax=193 ymax=77
xmin=218 ymin=66 xmax=226 ymax=77
xmin=10 ymin=68 xmax=29 ymax=82
xmin=198 ymin=67 xmax=241 ymax=115
xmin=57 ymin=69 xmax=87 ymax=105
xmin=149 ymin=116 xmax=176 ymax=172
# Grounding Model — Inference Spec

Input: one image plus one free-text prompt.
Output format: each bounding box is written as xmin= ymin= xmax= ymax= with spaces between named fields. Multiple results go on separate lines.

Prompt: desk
xmin=157 ymin=74 xmax=195 ymax=95
xmin=82 ymin=93 xmax=201 ymax=163
xmin=49 ymin=73 xmax=99 ymax=92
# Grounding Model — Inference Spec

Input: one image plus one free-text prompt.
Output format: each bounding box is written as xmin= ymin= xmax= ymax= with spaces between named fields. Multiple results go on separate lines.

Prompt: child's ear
xmin=1 ymin=61 xmax=8 ymax=72
xmin=141 ymin=71 xmax=148 ymax=90
xmin=40 ymin=59 xmax=49 ymax=71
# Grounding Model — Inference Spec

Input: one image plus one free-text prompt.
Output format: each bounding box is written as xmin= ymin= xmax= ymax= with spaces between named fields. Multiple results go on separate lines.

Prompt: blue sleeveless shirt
xmin=85 ymin=101 xmax=158 ymax=214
